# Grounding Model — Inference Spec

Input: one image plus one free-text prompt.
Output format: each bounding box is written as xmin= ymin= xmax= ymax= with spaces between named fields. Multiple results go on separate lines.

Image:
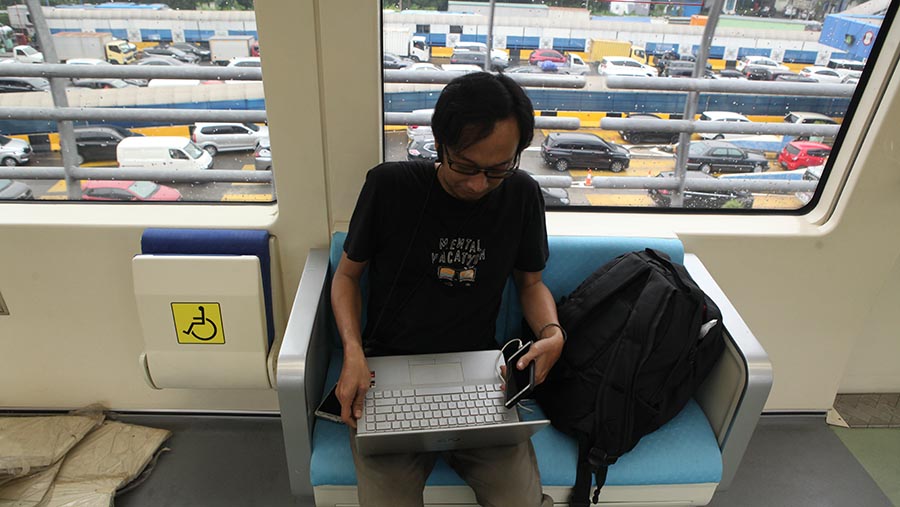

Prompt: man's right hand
xmin=337 ymin=349 xmax=370 ymax=428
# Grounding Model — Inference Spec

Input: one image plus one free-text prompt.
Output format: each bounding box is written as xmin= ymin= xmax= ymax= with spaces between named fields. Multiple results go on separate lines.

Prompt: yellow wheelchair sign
xmin=172 ymin=303 xmax=225 ymax=344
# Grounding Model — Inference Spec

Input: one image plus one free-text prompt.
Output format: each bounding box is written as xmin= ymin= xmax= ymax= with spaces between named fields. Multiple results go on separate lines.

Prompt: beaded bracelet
xmin=539 ymin=322 xmax=567 ymax=342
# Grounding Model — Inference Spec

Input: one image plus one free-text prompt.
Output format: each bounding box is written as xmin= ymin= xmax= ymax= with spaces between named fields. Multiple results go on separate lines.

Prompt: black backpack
xmin=531 ymin=249 xmax=725 ymax=506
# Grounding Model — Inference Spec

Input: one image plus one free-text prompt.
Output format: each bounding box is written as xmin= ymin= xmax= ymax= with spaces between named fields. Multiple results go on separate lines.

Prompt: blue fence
xmin=383 ymin=90 xmax=851 ymax=119
xmin=228 ymin=30 xmax=258 ymax=38
xmin=506 ymin=36 xmax=540 ymax=50
xmin=414 ymin=33 xmax=447 ymax=47
xmin=140 ymin=29 xmax=173 ymax=42
xmin=737 ymin=47 xmax=771 ymax=59
xmin=553 ymin=38 xmax=586 ymax=52
xmin=184 ymin=30 xmax=215 ymax=42
xmin=459 ymin=34 xmax=487 ymax=43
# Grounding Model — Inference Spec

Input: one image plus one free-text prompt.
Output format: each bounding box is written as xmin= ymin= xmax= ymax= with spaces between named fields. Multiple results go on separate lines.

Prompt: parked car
xmin=796 ymin=164 xmax=824 ymax=204
xmin=717 ymin=69 xmax=746 ymax=79
xmin=65 ymin=58 xmax=111 ymax=66
xmin=254 ymin=137 xmax=272 ymax=171
xmin=382 ymin=52 xmax=412 ymax=70
xmin=191 ymin=122 xmax=269 ymax=156
xmin=799 ymin=66 xmax=845 ymax=84
xmin=135 ymin=56 xmax=187 ymax=66
xmin=0 ymin=77 xmax=50 ymax=93
xmin=506 ymin=65 xmax=545 ymax=74
xmin=528 ymin=49 xmax=566 ymax=65
xmin=760 ymin=68 xmax=802 ymax=81
xmin=520 ymin=169 xmax=570 ymax=206
xmin=599 ymin=56 xmax=658 ymax=77
xmin=227 ymin=56 xmax=261 ymax=68
xmin=698 ymin=111 xmax=753 ymax=140
xmin=784 ymin=111 xmax=839 ymax=144
xmin=685 ymin=140 xmax=769 ymax=173
xmin=742 ymin=65 xmax=771 ymax=80
xmin=541 ymin=132 xmax=630 ymax=172
xmin=73 ymin=125 xmax=143 ymax=163
xmin=618 ymin=113 xmax=680 ymax=144
xmin=648 ymin=171 xmax=754 ymax=209
xmin=407 ymin=62 xmax=442 ymax=72
xmin=0 ymin=135 xmax=32 ymax=166
xmin=142 ymin=46 xmax=200 ymax=64
xmin=81 ymin=180 xmax=182 ymax=201
xmin=774 ymin=74 xmax=818 ymax=83
xmin=778 ymin=141 xmax=831 ymax=170
xmin=405 ymin=108 xmax=433 ymax=140
xmin=0 ymin=179 xmax=34 ymax=200
xmin=170 ymin=42 xmax=211 ymax=61
xmin=452 ymin=42 xmax=509 ymax=69
xmin=407 ymin=135 xmax=437 ymax=162
xmin=117 ymin=136 xmax=213 ymax=171
xmin=69 ymin=78 xmax=134 ymax=90
xmin=736 ymin=55 xmax=788 ymax=72
xmin=662 ymin=60 xmax=714 ymax=78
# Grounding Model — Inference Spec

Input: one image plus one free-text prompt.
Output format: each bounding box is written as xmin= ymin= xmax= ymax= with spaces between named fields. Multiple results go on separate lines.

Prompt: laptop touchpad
xmin=410 ymin=362 xmax=463 ymax=385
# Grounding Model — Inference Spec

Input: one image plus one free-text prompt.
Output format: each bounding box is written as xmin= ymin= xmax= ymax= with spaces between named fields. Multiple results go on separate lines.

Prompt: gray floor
xmin=113 ymin=413 xmax=891 ymax=507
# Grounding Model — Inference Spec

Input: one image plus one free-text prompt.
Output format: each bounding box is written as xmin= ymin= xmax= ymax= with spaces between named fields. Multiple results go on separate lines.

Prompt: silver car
xmin=254 ymin=137 xmax=272 ymax=171
xmin=191 ymin=122 xmax=270 ymax=156
xmin=0 ymin=135 xmax=32 ymax=166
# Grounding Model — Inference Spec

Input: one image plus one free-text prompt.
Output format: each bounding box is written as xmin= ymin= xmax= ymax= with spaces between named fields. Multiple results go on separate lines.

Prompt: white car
xmin=408 ymin=62 xmax=443 ymax=72
xmin=65 ymin=58 xmax=111 ymax=66
xmin=406 ymin=108 xmax=433 ymax=141
xmin=799 ymin=66 xmax=844 ymax=84
xmin=227 ymin=56 xmax=261 ymax=68
xmin=452 ymin=42 xmax=509 ymax=69
xmin=698 ymin=111 xmax=753 ymax=140
xmin=736 ymin=56 xmax=788 ymax=72
xmin=598 ymin=56 xmax=658 ymax=77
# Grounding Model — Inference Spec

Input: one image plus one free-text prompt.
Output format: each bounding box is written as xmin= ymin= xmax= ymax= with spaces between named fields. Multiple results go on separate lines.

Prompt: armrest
xmin=684 ymin=253 xmax=773 ymax=491
xmin=276 ymin=248 xmax=332 ymax=502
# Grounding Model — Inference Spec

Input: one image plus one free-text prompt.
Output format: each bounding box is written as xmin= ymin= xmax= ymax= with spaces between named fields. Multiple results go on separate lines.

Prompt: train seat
xmin=278 ymin=233 xmax=773 ymax=506
xmin=135 ymin=228 xmax=286 ymax=389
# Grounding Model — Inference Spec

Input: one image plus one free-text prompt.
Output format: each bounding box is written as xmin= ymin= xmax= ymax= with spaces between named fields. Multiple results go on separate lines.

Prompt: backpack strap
xmin=570 ymin=439 xmax=594 ymax=507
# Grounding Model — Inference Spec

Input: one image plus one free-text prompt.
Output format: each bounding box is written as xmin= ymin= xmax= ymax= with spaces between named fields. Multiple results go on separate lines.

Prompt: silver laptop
xmin=356 ymin=349 xmax=549 ymax=456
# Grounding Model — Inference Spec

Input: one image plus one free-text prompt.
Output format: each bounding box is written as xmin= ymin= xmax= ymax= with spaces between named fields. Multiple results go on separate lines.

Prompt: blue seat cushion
xmin=141 ymin=228 xmax=274 ymax=345
xmin=310 ymin=351 xmax=722 ymax=488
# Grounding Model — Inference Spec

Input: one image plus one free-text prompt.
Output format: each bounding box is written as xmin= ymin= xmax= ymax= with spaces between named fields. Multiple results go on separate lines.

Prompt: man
xmin=331 ymin=72 xmax=564 ymax=507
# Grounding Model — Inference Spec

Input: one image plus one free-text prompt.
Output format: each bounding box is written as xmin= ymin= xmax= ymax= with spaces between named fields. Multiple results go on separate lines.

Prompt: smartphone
xmin=315 ymin=384 xmax=344 ymax=424
xmin=503 ymin=341 xmax=535 ymax=409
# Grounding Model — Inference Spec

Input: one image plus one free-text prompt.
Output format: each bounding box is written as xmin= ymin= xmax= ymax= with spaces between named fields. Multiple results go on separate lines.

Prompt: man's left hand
xmin=516 ymin=331 xmax=564 ymax=385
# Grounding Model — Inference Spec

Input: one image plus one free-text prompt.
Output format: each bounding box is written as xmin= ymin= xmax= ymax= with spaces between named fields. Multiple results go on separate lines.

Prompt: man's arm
xmin=513 ymin=269 xmax=564 ymax=385
xmin=331 ymin=252 xmax=370 ymax=428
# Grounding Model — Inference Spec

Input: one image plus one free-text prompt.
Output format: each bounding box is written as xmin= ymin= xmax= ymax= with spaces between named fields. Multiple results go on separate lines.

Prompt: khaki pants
xmin=349 ymin=428 xmax=554 ymax=507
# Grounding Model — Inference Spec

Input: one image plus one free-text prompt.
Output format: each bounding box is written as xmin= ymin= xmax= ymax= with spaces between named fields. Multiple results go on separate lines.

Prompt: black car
xmin=450 ymin=50 xmax=488 ymax=68
xmin=662 ymin=60 xmax=713 ymax=78
xmin=648 ymin=171 xmax=754 ymax=209
xmin=73 ymin=125 xmax=143 ymax=163
xmin=382 ymin=52 xmax=411 ymax=70
xmin=406 ymin=136 xmax=437 ymax=162
xmin=685 ymin=141 xmax=769 ymax=173
xmin=69 ymin=78 xmax=133 ymax=90
xmin=520 ymin=169 xmax=571 ymax=206
xmin=742 ymin=65 xmax=770 ymax=81
xmin=541 ymin=132 xmax=631 ymax=172
xmin=761 ymin=68 xmax=800 ymax=81
xmin=0 ymin=77 xmax=50 ymax=93
xmin=618 ymin=113 xmax=680 ymax=145
xmin=170 ymin=43 xmax=211 ymax=61
xmin=717 ymin=69 xmax=745 ymax=79
xmin=142 ymin=46 xmax=199 ymax=64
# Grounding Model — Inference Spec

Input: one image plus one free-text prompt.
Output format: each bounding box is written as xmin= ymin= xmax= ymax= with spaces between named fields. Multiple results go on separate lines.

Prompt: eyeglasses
xmin=445 ymin=151 xmax=519 ymax=179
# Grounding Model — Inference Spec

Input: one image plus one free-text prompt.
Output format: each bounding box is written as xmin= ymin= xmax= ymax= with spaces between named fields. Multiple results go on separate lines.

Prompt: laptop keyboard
xmin=362 ymin=384 xmax=514 ymax=433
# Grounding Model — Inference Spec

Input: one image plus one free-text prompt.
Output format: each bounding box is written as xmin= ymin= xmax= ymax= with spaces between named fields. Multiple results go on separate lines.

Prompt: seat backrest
xmin=330 ymin=232 xmax=684 ymax=345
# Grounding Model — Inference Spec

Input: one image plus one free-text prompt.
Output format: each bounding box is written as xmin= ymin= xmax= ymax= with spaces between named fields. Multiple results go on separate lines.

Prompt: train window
xmin=0 ymin=3 xmax=273 ymax=204
xmin=381 ymin=1 xmax=892 ymax=212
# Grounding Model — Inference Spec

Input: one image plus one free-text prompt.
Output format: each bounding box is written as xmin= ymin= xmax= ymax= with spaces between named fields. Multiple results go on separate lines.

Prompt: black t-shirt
xmin=344 ymin=161 xmax=549 ymax=356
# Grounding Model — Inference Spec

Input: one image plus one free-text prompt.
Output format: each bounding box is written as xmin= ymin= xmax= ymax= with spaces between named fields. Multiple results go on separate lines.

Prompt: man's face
xmin=437 ymin=116 xmax=520 ymax=202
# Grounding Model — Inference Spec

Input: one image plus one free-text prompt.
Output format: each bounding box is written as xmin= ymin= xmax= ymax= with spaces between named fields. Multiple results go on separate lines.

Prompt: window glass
xmin=382 ymin=1 xmax=889 ymax=211
xmin=0 ymin=3 xmax=272 ymax=204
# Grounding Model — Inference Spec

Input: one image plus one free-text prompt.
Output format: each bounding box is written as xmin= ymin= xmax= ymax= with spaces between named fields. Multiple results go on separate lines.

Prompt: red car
xmin=81 ymin=180 xmax=183 ymax=201
xmin=778 ymin=141 xmax=831 ymax=170
xmin=528 ymin=49 xmax=565 ymax=65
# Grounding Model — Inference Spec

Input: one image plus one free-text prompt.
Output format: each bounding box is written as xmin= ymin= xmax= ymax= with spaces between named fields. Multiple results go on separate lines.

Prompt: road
xmin=17 ymin=130 xmax=800 ymax=209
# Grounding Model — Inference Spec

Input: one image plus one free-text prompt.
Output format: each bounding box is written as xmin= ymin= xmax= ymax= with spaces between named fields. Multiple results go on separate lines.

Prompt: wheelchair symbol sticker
xmin=172 ymin=303 xmax=225 ymax=344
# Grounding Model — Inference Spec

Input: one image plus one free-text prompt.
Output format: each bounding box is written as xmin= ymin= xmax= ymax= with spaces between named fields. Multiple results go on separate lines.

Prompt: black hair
xmin=431 ymin=72 xmax=534 ymax=162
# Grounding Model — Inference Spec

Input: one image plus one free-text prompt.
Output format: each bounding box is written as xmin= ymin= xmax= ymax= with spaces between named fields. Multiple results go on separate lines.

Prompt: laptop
xmin=355 ymin=349 xmax=549 ymax=456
